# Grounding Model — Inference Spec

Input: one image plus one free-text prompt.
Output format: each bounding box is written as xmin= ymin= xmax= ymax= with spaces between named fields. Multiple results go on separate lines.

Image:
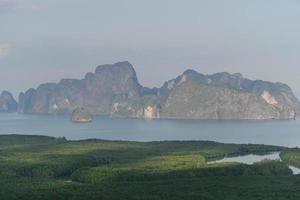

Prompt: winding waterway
xmin=207 ymin=152 xmax=300 ymax=175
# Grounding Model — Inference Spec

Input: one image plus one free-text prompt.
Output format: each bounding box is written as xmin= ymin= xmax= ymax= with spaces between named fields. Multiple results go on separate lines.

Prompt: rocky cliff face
xmin=18 ymin=61 xmax=300 ymax=120
xmin=159 ymin=70 xmax=299 ymax=120
xmin=0 ymin=91 xmax=17 ymax=113
xmin=18 ymin=61 xmax=155 ymax=117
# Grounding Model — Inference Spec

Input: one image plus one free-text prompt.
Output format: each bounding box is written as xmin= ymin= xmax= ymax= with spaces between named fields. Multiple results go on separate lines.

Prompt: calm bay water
xmin=0 ymin=113 xmax=300 ymax=147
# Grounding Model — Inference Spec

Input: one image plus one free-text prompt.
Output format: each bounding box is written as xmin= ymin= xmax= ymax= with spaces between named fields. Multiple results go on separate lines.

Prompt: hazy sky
xmin=1 ymin=0 xmax=300 ymax=98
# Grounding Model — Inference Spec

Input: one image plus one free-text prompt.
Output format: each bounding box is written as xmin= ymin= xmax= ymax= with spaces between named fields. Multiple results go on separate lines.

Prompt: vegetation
xmin=280 ymin=148 xmax=300 ymax=168
xmin=0 ymin=135 xmax=299 ymax=200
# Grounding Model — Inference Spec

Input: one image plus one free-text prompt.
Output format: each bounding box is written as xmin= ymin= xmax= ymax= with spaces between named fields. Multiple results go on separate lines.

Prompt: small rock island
xmin=71 ymin=107 xmax=92 ymax=123
xmin=0 ymin=91 xmax=17 ymax=113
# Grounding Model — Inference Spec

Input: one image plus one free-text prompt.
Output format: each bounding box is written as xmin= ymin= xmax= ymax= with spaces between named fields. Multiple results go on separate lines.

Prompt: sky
xmin=1 ymin=0 xmax=300 ymax=98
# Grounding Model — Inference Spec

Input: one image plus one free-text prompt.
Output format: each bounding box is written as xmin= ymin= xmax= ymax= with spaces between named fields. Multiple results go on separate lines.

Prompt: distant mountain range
xmin=1 ymin=61 xmax=300 ymax=120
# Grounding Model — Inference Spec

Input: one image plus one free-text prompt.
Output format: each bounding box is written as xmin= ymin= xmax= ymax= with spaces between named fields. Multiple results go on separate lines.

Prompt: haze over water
xmin=1 ymin=113 xmax=299 ymax=147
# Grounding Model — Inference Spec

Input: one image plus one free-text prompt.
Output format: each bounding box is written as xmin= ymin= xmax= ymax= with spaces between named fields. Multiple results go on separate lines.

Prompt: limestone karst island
xmin=0 ymin=61 xmax=298 ymax=121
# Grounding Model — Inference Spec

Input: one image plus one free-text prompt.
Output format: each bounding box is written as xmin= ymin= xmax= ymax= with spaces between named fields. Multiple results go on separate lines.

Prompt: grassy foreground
xmin=0 ymin=135 xmax=300 ymax=200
